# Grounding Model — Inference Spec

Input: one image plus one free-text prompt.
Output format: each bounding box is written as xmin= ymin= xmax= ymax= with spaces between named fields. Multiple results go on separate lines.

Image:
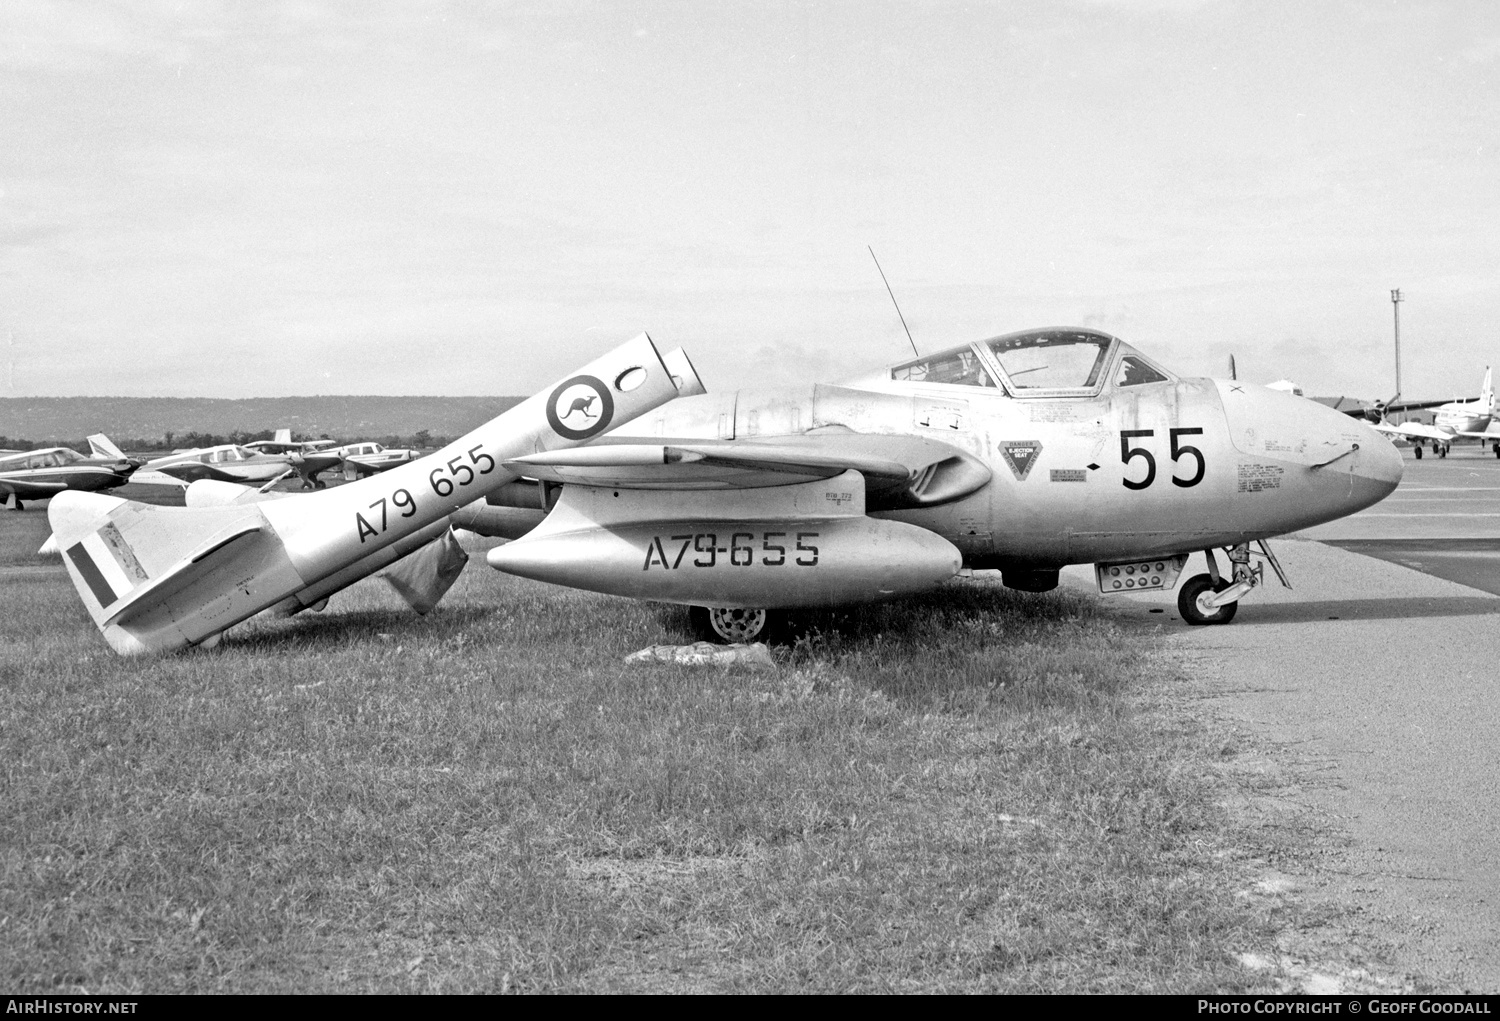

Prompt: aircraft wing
xmin=1339 ymin=397 xmax=1461 ymax=419
xmin=155 ymin=463 xmax=259 ymax=485
xmin=128 ymin=470 xmax=192 ymax=489
xmin=502 ymin=431 xmax=992 ymax=509
xmin=293 ymin=451 xmax=345 ymax=476
xmin=342 ymin=459 xmax=388 ymax=479
xmin=1383 ymin=421 xmax=1455 ymax=443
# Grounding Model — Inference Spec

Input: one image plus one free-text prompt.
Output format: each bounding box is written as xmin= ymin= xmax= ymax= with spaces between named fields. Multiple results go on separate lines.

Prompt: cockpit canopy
xmin=0 ymin=447 xmax=86 ymax=470
xmin=889 ymin=327 xmax=1172 ymax=398
xmin=197 ymin=446 xmax=262 ymax=464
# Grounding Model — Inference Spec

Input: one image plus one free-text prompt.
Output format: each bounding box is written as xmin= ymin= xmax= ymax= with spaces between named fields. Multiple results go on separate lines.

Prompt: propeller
xmin=1367 ymin=392 xmax=1401 ymax=423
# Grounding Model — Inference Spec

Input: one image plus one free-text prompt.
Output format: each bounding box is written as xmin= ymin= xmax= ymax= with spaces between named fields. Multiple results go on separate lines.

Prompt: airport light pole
xmin=1390 ymin=288 xmax=1403 ymax=399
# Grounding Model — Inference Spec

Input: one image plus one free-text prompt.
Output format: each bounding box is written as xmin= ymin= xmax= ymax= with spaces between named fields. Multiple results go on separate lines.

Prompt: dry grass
xmin=2 ymin=503 xmax=1282 ymax=992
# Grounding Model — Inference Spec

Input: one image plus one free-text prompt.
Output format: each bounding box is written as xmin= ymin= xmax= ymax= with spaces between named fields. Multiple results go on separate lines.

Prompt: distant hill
xmin=0 ymin=396 xmax=525 ymax=449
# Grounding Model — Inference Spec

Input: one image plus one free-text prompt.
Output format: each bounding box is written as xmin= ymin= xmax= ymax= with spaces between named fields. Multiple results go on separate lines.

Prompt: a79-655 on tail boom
xmin=48 ymin=335 xmax=690 ymax=656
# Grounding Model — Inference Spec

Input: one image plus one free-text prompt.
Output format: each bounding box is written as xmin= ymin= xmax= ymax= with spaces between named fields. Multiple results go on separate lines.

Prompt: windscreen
xmin=986 ymin=332 xmax=1111 ymax=390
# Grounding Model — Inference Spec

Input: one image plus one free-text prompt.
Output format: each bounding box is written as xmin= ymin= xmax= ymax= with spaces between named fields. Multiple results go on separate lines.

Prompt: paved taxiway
xmin=1300 ymin=454 xmax=1500 ymax=596
xmin=1065 ymin=449 xmax=1500 ymax=989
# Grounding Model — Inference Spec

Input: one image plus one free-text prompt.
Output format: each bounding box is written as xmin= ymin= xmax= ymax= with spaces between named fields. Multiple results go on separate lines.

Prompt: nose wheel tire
xmin=1177 ymin=573 xmax=1238 ymax=626
xmin=690 ymin=606 xmax=770 ymax=643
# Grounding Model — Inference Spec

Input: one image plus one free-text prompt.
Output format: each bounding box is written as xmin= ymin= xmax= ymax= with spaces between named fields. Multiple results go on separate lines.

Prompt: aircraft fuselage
xmin=619 ymin=377 xmax=1399 ymax=573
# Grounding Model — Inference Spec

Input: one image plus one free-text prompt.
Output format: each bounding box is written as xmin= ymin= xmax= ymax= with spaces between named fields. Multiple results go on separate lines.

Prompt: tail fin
xmin=1483 ymin=367 xmax=1494 ymax=410
xmin=273 ymin=428 xmax=292 ymax=444
xmin=87 ymin=434 xmax=127 ymax=460
xmin=48 ymin=490 xmax=298 ymax=655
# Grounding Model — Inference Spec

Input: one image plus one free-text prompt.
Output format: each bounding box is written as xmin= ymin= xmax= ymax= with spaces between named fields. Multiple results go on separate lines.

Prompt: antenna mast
xmin=868 ymin=246 xmax=919 ymax=359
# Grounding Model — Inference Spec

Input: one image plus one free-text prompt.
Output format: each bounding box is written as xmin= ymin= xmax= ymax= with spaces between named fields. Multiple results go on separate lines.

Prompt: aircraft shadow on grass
xmin=227 ymin=605 xmax=498 ymax=653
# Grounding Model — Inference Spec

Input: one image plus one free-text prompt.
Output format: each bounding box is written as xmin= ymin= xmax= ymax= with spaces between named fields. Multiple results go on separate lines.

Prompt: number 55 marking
xmin=1119 ymin=427 xmax=1207 ymax=490
xmin=1169 ymin=428 xmax=1205 ymax=488
xmin=1120 ymin=430 xmax=1155 ymax=490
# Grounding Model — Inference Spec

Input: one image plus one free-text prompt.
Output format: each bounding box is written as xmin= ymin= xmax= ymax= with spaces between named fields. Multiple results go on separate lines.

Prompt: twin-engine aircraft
xmin=484 ymin=327 xmax=1402 ymax=637
xmin=0 ymin=435 xmax=140 ymax=510
xmin=1362 ymin=367 xmax=1498 ymax=458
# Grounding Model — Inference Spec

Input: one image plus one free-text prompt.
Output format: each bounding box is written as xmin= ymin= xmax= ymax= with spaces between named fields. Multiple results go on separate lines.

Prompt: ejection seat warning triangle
xmin=999 ymin=440 xmax=1042 ymax=481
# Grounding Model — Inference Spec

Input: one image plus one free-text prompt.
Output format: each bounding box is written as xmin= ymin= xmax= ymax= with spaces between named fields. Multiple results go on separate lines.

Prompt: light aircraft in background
xmin=481 ymin=327 xmax=1403 ymax=639
xmin=335 ymin=441 xmax=421 ymax=476
xmin=242 ymin=429 xmax=338 ymax=456
xmin=292 ymin=441 xmax=423 ymax=489
xmin=1362 ymin=368 xmax=1498 ymax=459
xmin=0 ymin=435 xmax=140 ymax=510
xmin=136 ymin=444 xmax=302 ymax=487
xmin=47 ymin=337 xmax=699 ymax=655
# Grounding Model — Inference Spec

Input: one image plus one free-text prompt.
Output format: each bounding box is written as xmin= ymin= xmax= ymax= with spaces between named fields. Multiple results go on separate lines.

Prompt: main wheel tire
xmin=1177 ymin=573 xmax=1238 ymax=626
xmin=1415 ymin=446 xmax=1423 ymax=459
xmin=690 ymin=606 xmax=771 ymax=643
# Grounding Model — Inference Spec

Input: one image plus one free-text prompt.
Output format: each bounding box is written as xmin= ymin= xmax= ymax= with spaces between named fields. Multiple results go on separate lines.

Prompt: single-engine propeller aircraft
xmin=0 ymin=435 xmax=140 ymax=510
xmin=1358 ymin=368 xmax=1498 ymax=459
xmin=49 ymin=335 xmax=693 ymax=655
xmin=482 ymin=327 xmax=1403 ymax=638
xmin=290 ymin=441 xmax=423 ymax=489
xmin=242 ymin=429 xmax=339 ymax=456
xmin=137 ymin=443 xmax=300 ymax=486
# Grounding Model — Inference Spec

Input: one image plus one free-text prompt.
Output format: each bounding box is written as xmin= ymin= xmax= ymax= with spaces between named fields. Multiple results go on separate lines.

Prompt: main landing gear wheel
xmin=690 ymin=606 xmax=771 ymax=643
xmin=1177 ymin=573 xmax=1238 ymax=626
xmin=1414 ymin=446 xmax=1423 ymax=459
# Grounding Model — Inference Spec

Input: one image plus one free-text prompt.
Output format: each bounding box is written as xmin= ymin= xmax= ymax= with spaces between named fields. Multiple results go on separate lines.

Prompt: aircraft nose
xmin=1214 ymin=379 xmax=1403 ymax=524
xmin=1353 ymin=424 xmax=1403 ymax=493
xmin=1308 ymin=405 xmax=1403 ymax=516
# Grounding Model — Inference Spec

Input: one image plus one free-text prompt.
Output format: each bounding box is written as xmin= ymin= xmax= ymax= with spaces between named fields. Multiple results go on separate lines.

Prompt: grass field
xmin=2 ymin=502 xmax=1295 ymax=993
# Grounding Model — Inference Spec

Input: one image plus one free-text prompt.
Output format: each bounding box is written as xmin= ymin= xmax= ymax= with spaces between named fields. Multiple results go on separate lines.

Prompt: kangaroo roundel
xmin=546 ymin=375 xmax=615 ymax=440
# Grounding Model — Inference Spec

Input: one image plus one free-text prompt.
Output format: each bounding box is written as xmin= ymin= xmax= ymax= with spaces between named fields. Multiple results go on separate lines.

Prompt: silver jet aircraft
xmin=485 ymin=327 xmax=1403 ymax=638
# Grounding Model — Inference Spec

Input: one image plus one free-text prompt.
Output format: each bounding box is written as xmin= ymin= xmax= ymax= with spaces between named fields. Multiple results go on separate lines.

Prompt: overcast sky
xmin=3 ymin=0 xmax=1498 ymax=400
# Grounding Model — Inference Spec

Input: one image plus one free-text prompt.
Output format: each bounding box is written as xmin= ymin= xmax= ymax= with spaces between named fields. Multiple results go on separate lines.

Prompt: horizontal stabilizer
xmin=98 ymin=518 xmax=265 ymax=627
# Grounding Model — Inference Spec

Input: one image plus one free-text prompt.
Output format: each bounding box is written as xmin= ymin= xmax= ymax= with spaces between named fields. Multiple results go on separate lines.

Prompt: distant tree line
xmin=0 ymin=428 xmax=449 ymax=454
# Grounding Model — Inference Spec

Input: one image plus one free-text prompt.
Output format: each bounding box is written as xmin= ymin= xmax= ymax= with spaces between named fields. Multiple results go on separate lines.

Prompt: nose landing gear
xmin=1176 ymin=540 xmax=1291 ymax=626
